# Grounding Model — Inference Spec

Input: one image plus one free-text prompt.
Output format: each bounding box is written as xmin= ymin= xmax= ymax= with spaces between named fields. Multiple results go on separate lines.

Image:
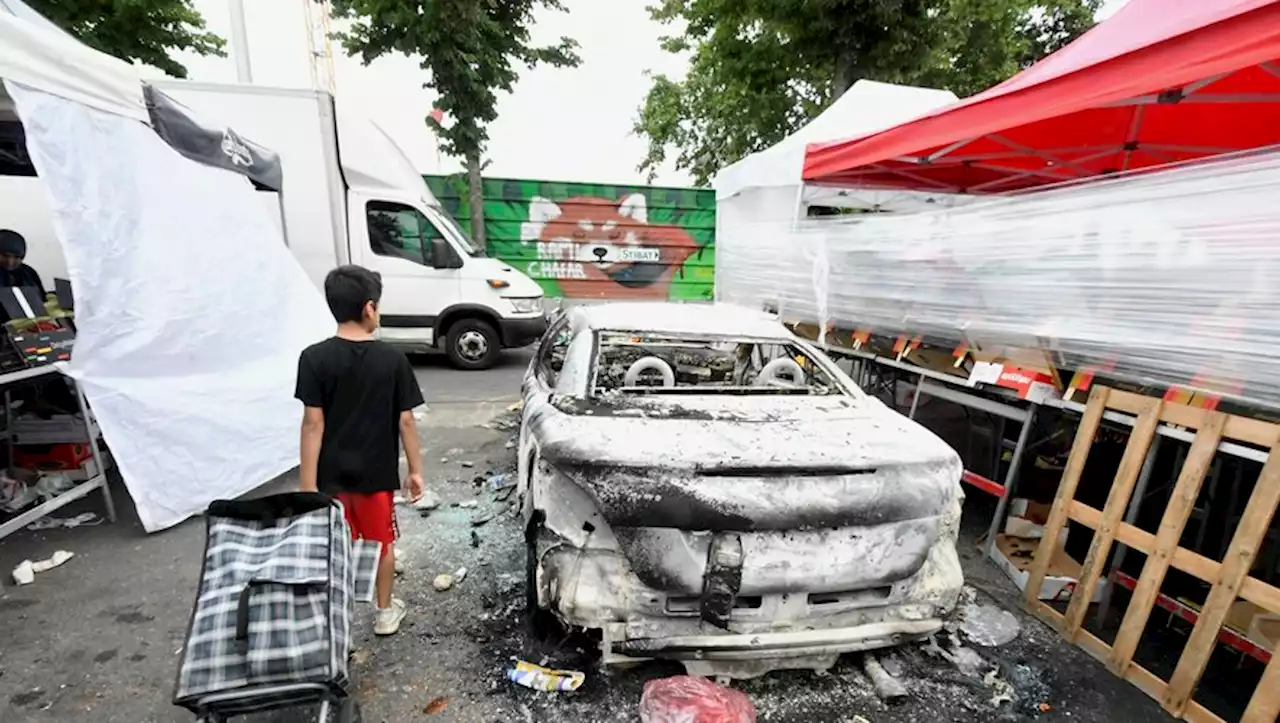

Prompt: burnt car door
xmin=518 ymin=314 xmax=572 ymax=499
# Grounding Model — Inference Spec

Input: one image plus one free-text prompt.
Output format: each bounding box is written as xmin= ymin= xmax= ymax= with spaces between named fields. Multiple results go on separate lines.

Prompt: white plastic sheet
xmin=9 ymin=83 xmax=333 ymax=531
xmin=719 ymin=149 xmax=1280 ymax=409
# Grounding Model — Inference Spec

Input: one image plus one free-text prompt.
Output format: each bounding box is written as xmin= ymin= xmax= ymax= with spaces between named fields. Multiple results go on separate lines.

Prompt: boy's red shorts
xmin=334 ymin=491 xmax=398 ymax=559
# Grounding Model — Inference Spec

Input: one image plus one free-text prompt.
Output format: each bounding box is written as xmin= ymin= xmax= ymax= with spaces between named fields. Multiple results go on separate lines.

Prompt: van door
xmin=348 ymin=193 xmax=462 ymax=349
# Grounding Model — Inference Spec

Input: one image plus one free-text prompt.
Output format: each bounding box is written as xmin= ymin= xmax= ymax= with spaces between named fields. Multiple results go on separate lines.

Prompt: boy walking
xmin=296 ymin=265 xmax=425 ymax=636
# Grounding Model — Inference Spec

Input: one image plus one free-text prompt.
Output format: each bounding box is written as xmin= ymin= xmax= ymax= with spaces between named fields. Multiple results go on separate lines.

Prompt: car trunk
xmin=538 ymin=394 xmax=962 ymax=595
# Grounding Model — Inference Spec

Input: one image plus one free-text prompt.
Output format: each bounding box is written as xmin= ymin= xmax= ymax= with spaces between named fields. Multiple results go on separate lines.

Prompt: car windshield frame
xmin=586 ymin=329 xmax=858 ymax=399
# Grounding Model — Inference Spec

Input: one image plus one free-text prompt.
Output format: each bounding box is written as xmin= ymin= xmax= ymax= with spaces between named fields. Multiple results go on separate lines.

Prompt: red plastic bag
xmin=639 ymin=676 xmax=757 ymax=723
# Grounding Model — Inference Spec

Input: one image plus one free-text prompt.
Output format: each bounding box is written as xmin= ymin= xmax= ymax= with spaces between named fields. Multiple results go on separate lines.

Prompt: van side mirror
xmin=431 ymin=238 xmax=463 ymax=269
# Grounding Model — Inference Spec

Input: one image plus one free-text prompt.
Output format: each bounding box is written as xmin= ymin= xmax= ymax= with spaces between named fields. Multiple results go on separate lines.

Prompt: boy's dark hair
xmin=324 ymin=265 xmax=382 ymax=323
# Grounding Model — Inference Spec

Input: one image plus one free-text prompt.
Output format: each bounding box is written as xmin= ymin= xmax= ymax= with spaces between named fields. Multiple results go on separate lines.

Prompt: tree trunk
xmin=466 ymin=152 xmax=486 ymax=247
xmin=833 ymin=51 xmax=857 ymax=100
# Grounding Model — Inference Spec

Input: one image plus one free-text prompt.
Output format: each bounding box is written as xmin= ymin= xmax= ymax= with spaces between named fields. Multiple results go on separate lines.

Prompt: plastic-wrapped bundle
xmin=716 ymin=149 xmax=1280 ymax=408
xmin=639 ymin=676 xmax=757 ymax=723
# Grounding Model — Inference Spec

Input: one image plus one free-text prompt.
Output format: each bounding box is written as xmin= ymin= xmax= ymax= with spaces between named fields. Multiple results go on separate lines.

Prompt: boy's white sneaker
xmin=373 ymin=597 xmax=407 ymax=636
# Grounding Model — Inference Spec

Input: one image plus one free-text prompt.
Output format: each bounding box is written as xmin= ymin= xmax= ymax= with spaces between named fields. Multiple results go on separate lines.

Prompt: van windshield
xmin=428 ymin=208 xmax=485 ymax=257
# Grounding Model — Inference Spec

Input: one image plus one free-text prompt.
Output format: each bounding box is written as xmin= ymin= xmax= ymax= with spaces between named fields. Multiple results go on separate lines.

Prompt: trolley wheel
xmin=328 ymin=696 xmax=361 ymax=723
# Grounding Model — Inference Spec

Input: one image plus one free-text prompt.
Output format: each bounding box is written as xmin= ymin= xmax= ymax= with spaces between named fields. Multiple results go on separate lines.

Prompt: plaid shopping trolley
xmin=173 ymin=492 xmax=381 ymax=722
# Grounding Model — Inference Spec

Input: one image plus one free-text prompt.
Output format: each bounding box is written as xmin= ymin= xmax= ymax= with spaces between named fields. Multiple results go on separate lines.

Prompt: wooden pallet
xmin=1026 ymin=386 xmax=1280 ymax=722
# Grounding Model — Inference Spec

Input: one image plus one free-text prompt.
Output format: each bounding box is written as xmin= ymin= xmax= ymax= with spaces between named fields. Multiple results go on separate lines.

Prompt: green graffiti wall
xmin=423 ymin=175 xmax=715 ymax=301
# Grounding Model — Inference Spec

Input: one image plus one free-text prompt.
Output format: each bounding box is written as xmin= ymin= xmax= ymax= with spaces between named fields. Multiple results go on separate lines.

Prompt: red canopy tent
xmin=801 ymin=0 xmax=1280 ymax=193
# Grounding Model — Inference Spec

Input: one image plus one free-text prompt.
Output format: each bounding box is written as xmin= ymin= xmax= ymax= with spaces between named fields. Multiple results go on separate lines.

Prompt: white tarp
xmin=712 ymin=80 xmax=961 ymax=211
xmin=9 ymin=83 xmax=333 ymax=531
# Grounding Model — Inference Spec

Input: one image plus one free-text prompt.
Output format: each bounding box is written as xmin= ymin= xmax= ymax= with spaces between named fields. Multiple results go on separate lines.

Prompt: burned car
xmin=517 ymin=303 xmax=964 ymax=678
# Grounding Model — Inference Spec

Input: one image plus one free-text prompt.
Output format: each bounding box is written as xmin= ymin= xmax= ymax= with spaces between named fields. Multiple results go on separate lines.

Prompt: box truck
xmin=148 ymin=81 xmax=546 ymax=370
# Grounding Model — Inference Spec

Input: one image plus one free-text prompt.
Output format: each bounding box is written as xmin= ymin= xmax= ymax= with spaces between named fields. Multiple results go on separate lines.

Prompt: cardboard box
xmin=989 ymin=533 xmax=1104 ymax=604
xmin=1003 ymin=498 xmax=1064 ymax=540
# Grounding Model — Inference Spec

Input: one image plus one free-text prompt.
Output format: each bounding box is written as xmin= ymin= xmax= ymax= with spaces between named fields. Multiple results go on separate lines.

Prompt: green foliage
xmin=637 ymin=0 xmax=1101 ymax=184
xmin=330 ymin=0 xmax=582 ymax=164
xmin=27 ymin=0 xmax=225 ymax=78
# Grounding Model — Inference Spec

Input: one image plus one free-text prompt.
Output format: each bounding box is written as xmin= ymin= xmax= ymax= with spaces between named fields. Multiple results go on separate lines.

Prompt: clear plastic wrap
xmin=717 ymin=150 xmax=1280 ymax=409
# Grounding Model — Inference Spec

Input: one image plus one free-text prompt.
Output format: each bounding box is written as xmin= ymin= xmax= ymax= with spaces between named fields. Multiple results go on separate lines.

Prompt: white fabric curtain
xmin=7 ymin=82 xmax=333 ymax=531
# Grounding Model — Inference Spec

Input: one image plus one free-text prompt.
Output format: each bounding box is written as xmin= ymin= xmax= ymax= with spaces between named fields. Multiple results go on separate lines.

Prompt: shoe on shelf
xmin=374 ymin=597 xmax=407 ymax=636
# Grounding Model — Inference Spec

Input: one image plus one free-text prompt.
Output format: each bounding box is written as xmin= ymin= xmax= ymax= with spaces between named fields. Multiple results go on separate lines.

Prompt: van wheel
xmin=445 ymin=318 xmax=499 ymax=370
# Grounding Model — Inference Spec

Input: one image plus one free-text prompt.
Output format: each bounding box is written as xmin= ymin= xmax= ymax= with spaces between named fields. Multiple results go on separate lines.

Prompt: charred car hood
xmin=537 ymin=394 xmax=956 ymax=471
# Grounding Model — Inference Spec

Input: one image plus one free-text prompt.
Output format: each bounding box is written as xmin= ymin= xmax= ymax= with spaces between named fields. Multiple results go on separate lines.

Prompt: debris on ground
xmin=413 ymin=489 xmax=441 ymax=512
xmin=27 ymin=512 xmax=102 ymax=530
xmin=424 ymin=696 xmax=449 ymax=714
xmin=453 ymin=566 xmax=468 ymax=583
xmin=861 ymin=654 xmax=908 ymax=702
xmin=960 ymin=602 xmax=1021 ymax=647
xmin=460 ymin=460 xmax=475 ymax=468
xmin=878 ymin=651 xmax=904 ymax=678
xmin=489 ymin=473 xmax=511 ymax=489
xmin=506 ymin=660 xmax=585 ymax=692
xmin=983 ymin=668 xmax=1015 ymax=708
xmin=1000 ymin=660 xmax=1055 ymax=715
xmin=433 ymin=574 xmax=455 ymax=592
xmin=11 ymin=550 xmax=73 ymax=585
xmin=471 ymin=511 xmax=496 ymax=527
xmin=470 ymin=530 xmax=481 ymax=548
xmin=640 ymin=675 xmax=756 ymax=723
xmin=458 ymin=500 xmax=479 ymax=509
xmin=948 ymin=644 xmax=990 ymax=677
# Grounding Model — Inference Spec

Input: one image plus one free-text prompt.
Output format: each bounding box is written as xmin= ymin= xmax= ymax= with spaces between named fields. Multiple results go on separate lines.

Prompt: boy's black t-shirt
xmin=295 ymin=337 xmax=424 ymax=494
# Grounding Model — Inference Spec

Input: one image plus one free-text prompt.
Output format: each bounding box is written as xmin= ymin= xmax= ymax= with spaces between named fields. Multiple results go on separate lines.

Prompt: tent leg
xmin=1095 ymin=436 xmax=1161 ymax=629
xmin=74 ymin=380 xmax=115 ymax=524
xmin=908 ymin=373 xmax=924 ymax=419
xmin=984 ymin=405 xmax=1037 ymax=558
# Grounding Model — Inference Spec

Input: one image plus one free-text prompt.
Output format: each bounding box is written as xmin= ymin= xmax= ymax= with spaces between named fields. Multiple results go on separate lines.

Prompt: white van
xmin=151 ymin=81 xmax=546 ymax=370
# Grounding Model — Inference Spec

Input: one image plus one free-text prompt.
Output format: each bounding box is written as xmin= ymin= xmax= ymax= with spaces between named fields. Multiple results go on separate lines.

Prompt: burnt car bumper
xmin=532 ymin=519 xmax=963 ymax=678
xmin=608 ymin=619 xmax=942 ymax=659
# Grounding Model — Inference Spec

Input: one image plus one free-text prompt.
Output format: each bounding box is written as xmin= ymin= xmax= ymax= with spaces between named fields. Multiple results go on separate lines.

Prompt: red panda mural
xmin=518 ymin=194 xmax=699 ymax=299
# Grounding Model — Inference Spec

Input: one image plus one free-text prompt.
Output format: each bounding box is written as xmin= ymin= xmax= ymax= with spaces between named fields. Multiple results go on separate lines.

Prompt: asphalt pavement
xmin=0 ymin=346 xmax=1177 ymax=723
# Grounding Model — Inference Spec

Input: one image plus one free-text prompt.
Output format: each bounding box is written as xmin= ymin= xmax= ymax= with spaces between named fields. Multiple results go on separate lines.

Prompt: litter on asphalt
xmin=506 ymin=660 xmax=585 ymax=692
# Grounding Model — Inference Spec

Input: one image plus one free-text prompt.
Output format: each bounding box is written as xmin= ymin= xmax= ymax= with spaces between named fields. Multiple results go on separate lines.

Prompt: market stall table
xmin=0 ymin=362 xmax=114 ymax=542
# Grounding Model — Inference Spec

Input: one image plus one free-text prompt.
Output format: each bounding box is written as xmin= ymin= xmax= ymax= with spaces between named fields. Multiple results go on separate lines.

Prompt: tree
xmin=636 ymin=0 xmax=1101 ymax=185
xmin=331 ymin=0 xmax=581 ymax=246
xmin=27 ymin=0 xmax=225 ymax=78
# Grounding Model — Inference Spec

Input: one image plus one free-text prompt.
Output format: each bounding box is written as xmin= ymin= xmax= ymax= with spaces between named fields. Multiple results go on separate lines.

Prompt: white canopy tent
xmin=712 ymin=80 xmax=968 ymax=309
xmin=713 ymin=80 xmax=966 ymax=211
xmin=0 ymin=1 xmax=333 ymax=531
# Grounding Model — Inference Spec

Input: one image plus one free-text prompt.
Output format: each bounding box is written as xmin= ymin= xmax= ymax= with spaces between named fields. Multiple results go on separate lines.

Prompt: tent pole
xmin=228 ymin=0 xmax=253 ymax=84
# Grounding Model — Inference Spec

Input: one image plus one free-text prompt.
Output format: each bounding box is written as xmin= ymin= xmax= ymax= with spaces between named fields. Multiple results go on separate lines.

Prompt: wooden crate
xmin=1026 ymin=386 xmax=1280 ymax=722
